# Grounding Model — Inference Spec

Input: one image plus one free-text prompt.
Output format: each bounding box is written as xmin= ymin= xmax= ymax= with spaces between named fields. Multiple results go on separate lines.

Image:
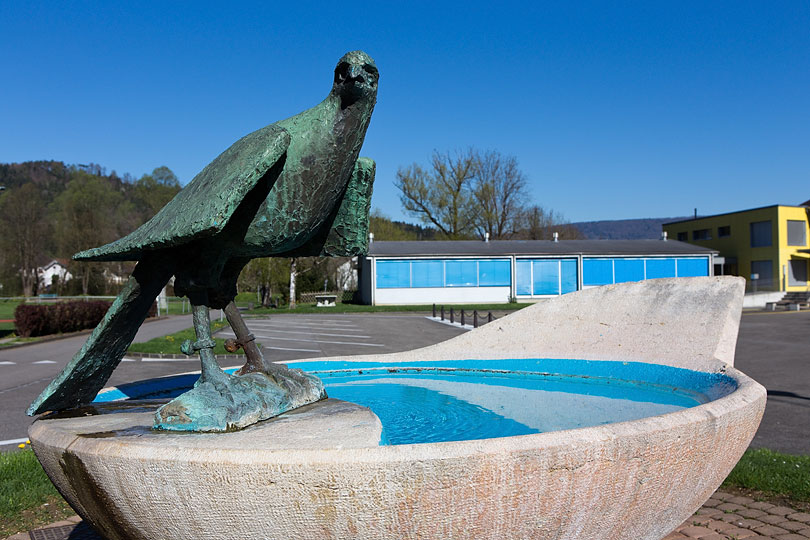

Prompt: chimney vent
xmin=484 ymin=232 xmax=490 ymax=243
xmin=661 ymin=231 xmax=668 ymax=241
xmin=553 ymin=232 xmax=559 ymax=242
xmin=368 ymin=232 xmax=374 ymax=243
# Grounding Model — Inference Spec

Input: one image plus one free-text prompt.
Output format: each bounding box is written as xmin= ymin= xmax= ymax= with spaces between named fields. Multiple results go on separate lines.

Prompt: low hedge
xmin=14 ymin=301 xmax=112 ymax=337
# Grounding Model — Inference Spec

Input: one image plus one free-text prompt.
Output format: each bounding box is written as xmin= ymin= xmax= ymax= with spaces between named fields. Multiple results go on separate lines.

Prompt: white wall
xmin=374 ymin=287 xmax=511 ymax=305
xmin=38 ymin=264 xmax=72 ymax=288
xmin=742 ymin=291 xmax=784 ymax=308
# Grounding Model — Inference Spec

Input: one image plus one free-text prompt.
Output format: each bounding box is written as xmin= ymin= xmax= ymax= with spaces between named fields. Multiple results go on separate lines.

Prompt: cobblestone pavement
xmin=5 ymin=490 xmax=809 ymax=540
xmin=665 ymin=491 xmax=810 ymax=540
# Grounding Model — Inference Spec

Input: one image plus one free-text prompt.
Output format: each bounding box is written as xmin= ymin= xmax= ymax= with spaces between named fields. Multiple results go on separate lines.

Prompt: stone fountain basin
xmin=29 ymin=277 xmax=766 ymax=540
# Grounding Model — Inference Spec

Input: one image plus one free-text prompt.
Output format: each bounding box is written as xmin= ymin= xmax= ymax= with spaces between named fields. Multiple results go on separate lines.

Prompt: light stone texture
xmin=291 ymin=276 xmax=746 ymax=372
xmin=29 ymin=276 xmax=766 ymax=540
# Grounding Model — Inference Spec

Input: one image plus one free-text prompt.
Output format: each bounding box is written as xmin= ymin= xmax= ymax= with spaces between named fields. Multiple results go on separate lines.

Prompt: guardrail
xmin=432 ymin=304 xmax=495 ymax=328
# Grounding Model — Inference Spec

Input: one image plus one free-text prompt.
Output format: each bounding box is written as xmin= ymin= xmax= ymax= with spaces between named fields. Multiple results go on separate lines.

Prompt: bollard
xmin=461 ymin=310 xmax=465 ymax=326
xmin=433 ymin=303 xmax=436 ymax=318
xmin=474 ymin=310 xmax=478 ymax=328
xmin=441 ymin=306 xmax=445 ymax=321
xmin=487 ymin=312 xmax=493 ymax=323
xmin=450 ymin=308 xmax=454 ymax=324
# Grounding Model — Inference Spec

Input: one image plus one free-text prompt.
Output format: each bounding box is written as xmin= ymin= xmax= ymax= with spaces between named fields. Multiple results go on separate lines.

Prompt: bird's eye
xmin=334 ymin=62 xmax=350 ymax=83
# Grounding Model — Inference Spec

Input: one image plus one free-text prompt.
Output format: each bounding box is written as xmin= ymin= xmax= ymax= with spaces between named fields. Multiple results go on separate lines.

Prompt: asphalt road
xmin=0 ymin=313 xmax=465 ymax=446
xmin=0 ymin=309 xmax=807 ymax=455
xmin=733 ymin=310 xmax=810 ymax=455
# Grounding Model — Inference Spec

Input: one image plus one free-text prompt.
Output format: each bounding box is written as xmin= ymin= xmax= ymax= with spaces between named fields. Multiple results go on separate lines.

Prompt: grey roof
xmin=367 ymin=240 xmax=717 ymax=257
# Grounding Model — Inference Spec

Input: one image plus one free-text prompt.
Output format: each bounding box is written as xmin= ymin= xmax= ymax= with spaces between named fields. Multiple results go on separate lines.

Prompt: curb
xmin=124 ymin=351 xmax=246 ymax=361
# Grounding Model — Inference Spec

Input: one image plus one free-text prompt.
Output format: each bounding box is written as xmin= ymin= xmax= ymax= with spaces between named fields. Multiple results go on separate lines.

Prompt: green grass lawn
xmin=0 ymin=447 xmax=74 ymax=537
xmin=0 ymin=323 xmax=14 ymax=339
xmin=127 ymin=320 xmax=244 ymax=356
xmin=0 ymin=301 xmax=19 ymax=339
xmin=722 ymin=448 xmax=810 ymax=501
xmin=0 ymin=300 xmax=19 ymax=320
xmin=248 ymin=302 xmax=526 ymax=315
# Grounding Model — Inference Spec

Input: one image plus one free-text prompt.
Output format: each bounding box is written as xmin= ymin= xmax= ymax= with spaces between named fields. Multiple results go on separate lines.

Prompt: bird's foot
xmin=153 ymin=368 xmax=326 ymax=432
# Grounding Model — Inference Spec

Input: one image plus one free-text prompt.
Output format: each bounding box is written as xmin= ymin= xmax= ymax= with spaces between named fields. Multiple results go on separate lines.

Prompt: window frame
xmin=515 ymin=257 xmax=579 ymax=297
xmin=375 ymin=258 xmax=511 ymax=289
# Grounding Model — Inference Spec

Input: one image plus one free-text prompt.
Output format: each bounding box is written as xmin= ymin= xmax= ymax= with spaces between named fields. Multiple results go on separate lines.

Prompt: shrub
xmin=14 ymin=301 xmax=111 ymax=337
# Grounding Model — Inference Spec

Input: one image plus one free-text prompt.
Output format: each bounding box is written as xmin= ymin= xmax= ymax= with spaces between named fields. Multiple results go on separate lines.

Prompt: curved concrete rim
xmin=30 ymin=364 xmax=765 ymax=540
xmin=85 ymin=363 xmax=764 ymax=464
xmin=29 ymin=277 xmax=766 ymax=540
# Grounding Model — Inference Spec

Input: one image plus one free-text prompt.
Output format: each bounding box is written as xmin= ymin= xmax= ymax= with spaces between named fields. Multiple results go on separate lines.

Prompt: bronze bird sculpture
xmin=28 ymin=51 xmax=378 ymax=431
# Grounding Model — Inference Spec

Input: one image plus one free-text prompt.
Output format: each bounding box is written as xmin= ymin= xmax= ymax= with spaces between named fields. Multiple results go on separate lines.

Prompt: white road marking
xmin=249 ymin=320 xmax=357 ymax=329
xmin=249 ymin=333 xmax=384 ymax=347
xmin=225 ymin=328 xmax=370 ymax=339
xmin=0 ymin=437 xmax=28 ymax=446
xmin=32 ymin=360 xmax=57 ymax=364
xmin=141 ymin=357 xmax=199 ymax=362
xmin=263 ymin=346 xmax=320 ymax=352
xmin=0 ymin=361 xmax=15 ymax=365
xmin=284 ymin=318 xmax=357 ymax=325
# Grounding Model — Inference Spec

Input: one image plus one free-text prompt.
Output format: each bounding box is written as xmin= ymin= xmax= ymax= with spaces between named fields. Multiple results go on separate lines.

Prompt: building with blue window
xmin=358 ymin=239 xmax=717 ymax=305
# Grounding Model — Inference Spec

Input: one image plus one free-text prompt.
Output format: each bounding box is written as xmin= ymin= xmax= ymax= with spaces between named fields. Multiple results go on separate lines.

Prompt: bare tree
xmin=395 ymin=150 xmax=477 ymax=239
xmin=51 ymin=172 xmax=124 ymax=295
xmin=237 ymin=257 xmax=290 ymax=306
xmin=0 ymin=184 xmax=50 ymax=296
xmin=516 ymin=205 xmax=583 ymax=240
xmin=471 ymin=150 xmax=529 ymax=240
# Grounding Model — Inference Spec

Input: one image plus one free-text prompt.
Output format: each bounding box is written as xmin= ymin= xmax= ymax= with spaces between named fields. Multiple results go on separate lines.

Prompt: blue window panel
xmin=614 ymin=259 xmax=645 ymax=283
xmin=533 ymin=260 xmax=560 ymax=295
xmin=646 ymin=258 xmax=677 ymax=279
xmin=516 ymin=260 xmax=532 ymax=295
xmin=560 ymin=259 xmax=578 ymax=294
xmin=411 ymin=260 xmax=444 ymax=287
xmin=445 ymin=260 xmax=477 ymax=287
xmin=677 ymin=258 xmax=709 ymax=277
xmin=377 ymin=261 xmax=410 ymax=288
xmin=583 ymin=259 xmax=613 ymax=286
xmin=479 ymin=260 xmax=511 ymax=287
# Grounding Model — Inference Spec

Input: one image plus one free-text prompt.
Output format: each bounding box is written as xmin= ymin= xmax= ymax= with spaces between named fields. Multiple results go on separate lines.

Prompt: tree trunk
xmin=21 ymin=269 xmax=36 ymax=297
xmin=289 ymin=258 xmax=297 ymax=309
xmin=81 ymin=267 xmax=91 ymax=296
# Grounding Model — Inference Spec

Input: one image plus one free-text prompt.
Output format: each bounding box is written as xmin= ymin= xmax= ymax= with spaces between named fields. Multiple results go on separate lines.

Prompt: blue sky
xmin=1 ymin=1 xmax=808 ymax=223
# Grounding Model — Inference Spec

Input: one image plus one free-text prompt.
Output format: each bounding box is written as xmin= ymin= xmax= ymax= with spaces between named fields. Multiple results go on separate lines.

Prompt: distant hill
xmin=571 ymin=217 xmax=689 ymax=240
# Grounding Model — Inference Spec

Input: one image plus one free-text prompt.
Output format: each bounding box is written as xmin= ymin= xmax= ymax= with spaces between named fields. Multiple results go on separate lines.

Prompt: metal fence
xmin=297 ymin=290 xmax=356 ymax=304
xmin=433 ymin=304 xmax=496 ymax=328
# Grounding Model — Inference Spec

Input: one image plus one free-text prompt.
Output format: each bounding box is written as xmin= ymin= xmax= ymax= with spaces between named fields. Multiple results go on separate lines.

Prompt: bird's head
xmin=332 ymin=50 xmax=378 ymax=107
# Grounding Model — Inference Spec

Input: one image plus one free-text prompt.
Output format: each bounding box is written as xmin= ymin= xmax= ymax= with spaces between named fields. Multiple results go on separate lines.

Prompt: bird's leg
xmin=184 ymin=301 xmax=228 ymax=385
xmin=223 ymin=301 xmax=289 ymax=379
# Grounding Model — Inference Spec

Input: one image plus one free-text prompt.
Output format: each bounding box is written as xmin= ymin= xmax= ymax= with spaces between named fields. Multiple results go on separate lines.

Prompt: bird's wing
xmin=75 ymin=124 xmax=291 ymax=261
xmin=28 ymin=253 xmax=176 ymax=415
xmin=283 ymin=157 xmax=375 ymax=257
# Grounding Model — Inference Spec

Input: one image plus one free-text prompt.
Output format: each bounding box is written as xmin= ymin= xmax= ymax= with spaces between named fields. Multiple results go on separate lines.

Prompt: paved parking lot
xmin=0 ymin=313 xmax=465 ymax=446
xmin=733 ymin=310 xmax=810 ymax=455
xmin=1 ymin=309 xmax=808 ymax=455
xmin=214 ymin=313 xmax=465 ymax=363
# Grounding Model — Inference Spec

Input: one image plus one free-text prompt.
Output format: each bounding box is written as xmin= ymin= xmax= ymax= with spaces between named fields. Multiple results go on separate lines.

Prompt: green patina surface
xmin=29 ymin=51 xmax=378 ymax=432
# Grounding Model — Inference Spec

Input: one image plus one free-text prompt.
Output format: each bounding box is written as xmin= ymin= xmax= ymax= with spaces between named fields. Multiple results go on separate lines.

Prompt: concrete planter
xmin=30 ymin=277 xmax=766 ymax=540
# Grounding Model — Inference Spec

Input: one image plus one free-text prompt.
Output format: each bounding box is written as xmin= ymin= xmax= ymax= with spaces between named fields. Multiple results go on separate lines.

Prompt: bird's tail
xmin=27 ymin=254 xmax=175 ymax=415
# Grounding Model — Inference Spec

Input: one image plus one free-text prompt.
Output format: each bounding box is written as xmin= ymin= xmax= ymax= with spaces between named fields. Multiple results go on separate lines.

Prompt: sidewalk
xmin=5 ymin=490 xmax=809 ymax=540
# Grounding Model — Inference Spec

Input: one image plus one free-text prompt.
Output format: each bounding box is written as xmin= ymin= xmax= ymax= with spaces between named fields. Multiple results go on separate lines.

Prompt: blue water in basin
xmin=95 ymin=359 xmax=736 ymax=445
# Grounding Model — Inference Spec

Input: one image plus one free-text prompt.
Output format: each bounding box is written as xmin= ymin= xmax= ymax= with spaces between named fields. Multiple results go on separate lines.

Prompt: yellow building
xmin=663 ymin=205 xmax=810 ymax=292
